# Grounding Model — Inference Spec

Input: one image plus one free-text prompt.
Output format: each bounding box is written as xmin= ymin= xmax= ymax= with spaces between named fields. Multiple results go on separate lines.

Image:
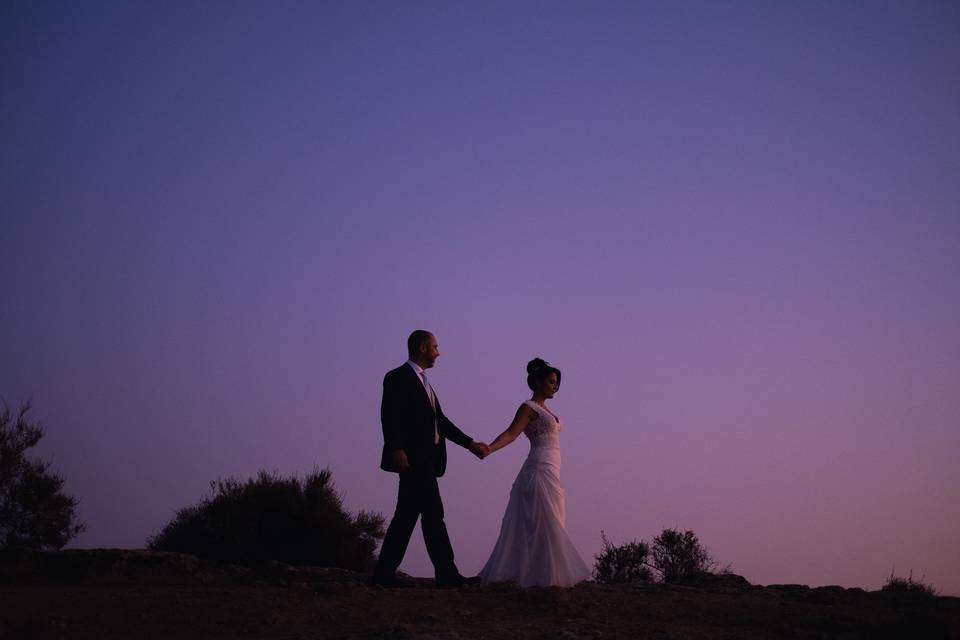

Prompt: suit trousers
xmin=374 ymin=470 xmax=458 ymax=580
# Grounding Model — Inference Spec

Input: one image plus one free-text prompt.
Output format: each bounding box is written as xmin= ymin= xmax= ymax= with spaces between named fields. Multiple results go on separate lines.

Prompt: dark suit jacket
xmin=380 ymin=363 xmax=474 ymax=477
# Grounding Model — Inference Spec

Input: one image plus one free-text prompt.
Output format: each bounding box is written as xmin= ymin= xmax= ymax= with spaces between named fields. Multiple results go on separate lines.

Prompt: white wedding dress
xmin=479 ymin=400 xmax=590 ymax=587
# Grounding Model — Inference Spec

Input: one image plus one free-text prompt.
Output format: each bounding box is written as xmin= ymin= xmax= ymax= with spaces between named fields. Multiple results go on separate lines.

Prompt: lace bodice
xmin=523 ymin=400 xmax=562 ymax=446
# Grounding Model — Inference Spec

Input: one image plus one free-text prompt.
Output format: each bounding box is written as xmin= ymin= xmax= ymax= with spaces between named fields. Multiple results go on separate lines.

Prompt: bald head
xmin=407 ymin=330 xmax=439 ymax=368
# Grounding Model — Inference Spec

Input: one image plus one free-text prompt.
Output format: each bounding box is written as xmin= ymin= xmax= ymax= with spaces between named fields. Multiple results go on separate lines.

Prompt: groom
xmin=373 ymin=330 xmax=489 ymax=588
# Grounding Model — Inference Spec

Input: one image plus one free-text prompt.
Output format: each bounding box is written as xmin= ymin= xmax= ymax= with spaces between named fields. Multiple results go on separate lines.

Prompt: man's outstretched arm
xmin=438 ymin=407 xmax=488 ymax=458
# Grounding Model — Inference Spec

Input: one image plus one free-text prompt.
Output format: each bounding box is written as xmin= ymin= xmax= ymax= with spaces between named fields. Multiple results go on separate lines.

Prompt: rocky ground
xmin=1 ymin=549 xmax=957 ymax=639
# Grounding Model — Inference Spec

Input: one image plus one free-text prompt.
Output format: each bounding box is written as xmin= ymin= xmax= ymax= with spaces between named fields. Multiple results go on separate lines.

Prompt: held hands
xmin=469 ymin=441 xmax=491 ymax=460
xmin=395 ymin=444 xmax=488 ymax=470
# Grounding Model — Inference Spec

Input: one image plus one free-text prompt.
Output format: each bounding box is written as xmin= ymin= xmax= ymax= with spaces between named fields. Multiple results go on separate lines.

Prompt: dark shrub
xmin=651 ymin=528 xmax=716 ymax=583
xmin=593 ymin=531 xmax=653 ymax=584
xmin=148 ymin=468 xmax=384 ymax=571
xmin=0 ymin=402 xmax=85 ymax=550
xmin=882 ymin=569 xmax=938 ymax=597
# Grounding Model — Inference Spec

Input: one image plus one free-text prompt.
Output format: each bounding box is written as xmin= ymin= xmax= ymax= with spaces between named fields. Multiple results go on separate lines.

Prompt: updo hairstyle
xmin=526 ymin=358 xmax=562 ymax=392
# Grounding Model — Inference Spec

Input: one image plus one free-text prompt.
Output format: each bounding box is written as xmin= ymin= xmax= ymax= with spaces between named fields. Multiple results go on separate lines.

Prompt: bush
xmin=148 ymin=467 xmax=384 ymax=571
xmin=651 ymin=528 xmax=716 ymax=583
xmin=882 ymin=569 xmax=938 ymax=597
xmin=0 ymin=402 xmax=85 ymax=550
xmin=593 ymin=531 xmax=653 ymax=584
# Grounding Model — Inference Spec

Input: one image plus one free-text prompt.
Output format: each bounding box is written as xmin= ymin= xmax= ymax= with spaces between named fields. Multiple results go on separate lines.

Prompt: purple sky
xmin=3 ymin=2 xmax=958 ymax=595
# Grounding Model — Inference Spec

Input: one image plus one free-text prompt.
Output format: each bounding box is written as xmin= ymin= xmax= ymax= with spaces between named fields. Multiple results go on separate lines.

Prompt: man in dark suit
xmin=373 ymin=330 xmax=489 ymax=588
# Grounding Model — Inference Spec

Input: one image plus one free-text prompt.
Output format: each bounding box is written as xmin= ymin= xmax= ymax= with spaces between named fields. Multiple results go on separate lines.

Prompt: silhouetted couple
xmin=373 ymin=330 xmax=589 ymax=589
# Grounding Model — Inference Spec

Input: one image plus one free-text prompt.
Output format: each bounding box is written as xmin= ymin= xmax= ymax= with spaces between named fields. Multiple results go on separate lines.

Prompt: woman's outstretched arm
xmin=487 ymin=404 xmax=536 ymax=455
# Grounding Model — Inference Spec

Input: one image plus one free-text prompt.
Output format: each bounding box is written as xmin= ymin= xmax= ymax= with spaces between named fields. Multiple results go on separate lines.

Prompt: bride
xmin=478 ymin=358 xmax=590 ymax=587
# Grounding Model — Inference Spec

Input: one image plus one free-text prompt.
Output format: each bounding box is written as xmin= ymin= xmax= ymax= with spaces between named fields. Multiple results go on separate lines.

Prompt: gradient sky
xmin=2 ymin=1 xmax=958 ymax=595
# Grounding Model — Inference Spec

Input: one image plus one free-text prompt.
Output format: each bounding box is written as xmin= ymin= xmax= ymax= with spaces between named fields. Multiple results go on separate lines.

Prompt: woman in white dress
xmin=478 ymin=358 xmax=591 ymax=587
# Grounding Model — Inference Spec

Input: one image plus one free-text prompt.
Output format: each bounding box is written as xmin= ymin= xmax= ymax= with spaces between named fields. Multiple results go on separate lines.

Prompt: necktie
xmin=421 ymin=372 xmax=439 ymax=444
